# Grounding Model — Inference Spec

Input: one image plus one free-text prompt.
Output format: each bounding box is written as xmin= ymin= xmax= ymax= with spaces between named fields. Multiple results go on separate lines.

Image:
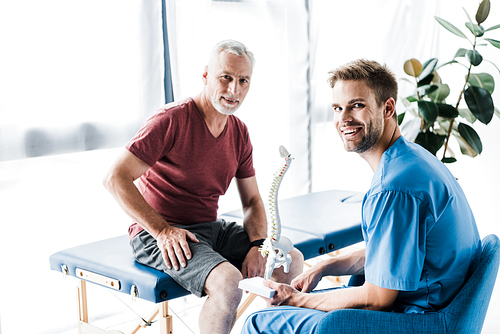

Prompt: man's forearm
xmin=278 ymin=249 xmax=396 ymax=312
xmin=316 ymin=249 xmax=365 ymax=277
xmin=286 ymin=279 xmax=397 ymax=312
xmin=242 ymin=196 xmax=267 ymax=241
xmin=289 ymin=285 xmax=368 ymax=312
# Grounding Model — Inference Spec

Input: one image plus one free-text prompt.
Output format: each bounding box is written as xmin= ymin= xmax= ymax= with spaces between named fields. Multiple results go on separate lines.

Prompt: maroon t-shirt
xmin=126 ymin=98 xmax=255 ymax=239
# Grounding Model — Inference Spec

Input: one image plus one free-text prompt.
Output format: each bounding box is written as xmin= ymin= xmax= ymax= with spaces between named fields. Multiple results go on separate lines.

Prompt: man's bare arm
xmin=267 ymin=279 xmax=399 ymax=312
xmin=264 ymin=248 xmax=398 ymax=311
xmin=235 ymin=176 xmax=267 ymax=278
xmin=236 ymin=176 xmax=267 ymax=241
xmin=291 ymin=249 xmax=365 ymax=293
xmin=103 ymin=149 xmax=198 ymax=270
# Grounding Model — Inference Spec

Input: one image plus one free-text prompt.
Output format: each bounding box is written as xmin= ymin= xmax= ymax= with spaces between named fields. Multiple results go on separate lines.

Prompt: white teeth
xmin=344 ymin=129 xmax=356 ymax=134
xmin=223 ymin=96 xmax=237 ymax=103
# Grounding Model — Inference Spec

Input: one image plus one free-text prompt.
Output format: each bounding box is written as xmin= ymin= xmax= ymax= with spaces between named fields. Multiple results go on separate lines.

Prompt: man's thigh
xmin=211 ymin=219 xmax=252 ymax=267
xmin=242 ymin=306 xmax=326 ymax=334
xmin=130 ymin=220 xmax=251 ymax=297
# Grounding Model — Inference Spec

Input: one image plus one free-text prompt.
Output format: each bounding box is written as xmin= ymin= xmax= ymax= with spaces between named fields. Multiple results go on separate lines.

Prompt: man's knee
xmin=271 ymin=247 xmax=303 ymax=283
xmin=290 ymin=248 xmax=304 ymax=267
xmin=205 ymin=261 xmax=243 ymax=299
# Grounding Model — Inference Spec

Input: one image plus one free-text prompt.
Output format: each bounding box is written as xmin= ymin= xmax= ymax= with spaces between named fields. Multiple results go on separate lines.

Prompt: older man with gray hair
xmin=103 ymin=40 xmax=303 ymax=334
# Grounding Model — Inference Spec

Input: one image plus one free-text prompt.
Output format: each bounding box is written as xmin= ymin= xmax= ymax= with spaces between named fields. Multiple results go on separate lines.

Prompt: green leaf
xmin=417 ymin=84 xmax=439 ymax=97
xmin=419 ymin=58 xmax=439 ymax=80
xmin=476 ymin=0 xmax=490 ymax=24
xmin=465 ymin=22 xmax=485 ymax=37
xmin=404 ymin=59 xmax=422 ymax=77
xmin=436 ymin=103 xmax=459 ymax=118
xmin=454 ymin=135 xmax=479 ymax=157
xmin=415 ymin=131 xmax=446 ymax=156
xmin=441 ymin=157 xmax=457 ymax=163
xmin=435 ymin=16 xmax=468 ymax=39
xmin=427 ymin=83 xmax=450 ymax=102
xmin=464 ymin=86 xmax=494 ymax=124
xmin=435 ymin=120 xmax=451 ymax=136
xmin=458 ymin=108 xmax=477 ymax=123
xmin=418 ymin=101 xmax=439 ymax=123
xmin=466 ymin=50 xmax=483 ymax=66
xmin=454 ymin=48 xmax=468 ymax=58
xmin=484 ymin=38 xmax=500 ymax=49
xmin=468 ymin=73 xmax=495 ymax=94
xmin=485 ymin=24 xmax=500 ymax=32
xmin=495 ymin=107 xmax=500 ymax=118
xmin=458 ymin=123 xmax=483 ymax=154
xmin=398 ymin=112 xmax=405 ymax=125
xmin=417 ymin=73 xmax=435 ymax=87
xmin=405 ymin=96 xmax=418 ymax=103
xmin=463 ymin=8 xmax=484 ymax=37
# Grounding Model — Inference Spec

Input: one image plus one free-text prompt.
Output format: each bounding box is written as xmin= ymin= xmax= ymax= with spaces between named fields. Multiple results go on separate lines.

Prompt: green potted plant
xmin=400 ymin=0 xmax=500 ymax=163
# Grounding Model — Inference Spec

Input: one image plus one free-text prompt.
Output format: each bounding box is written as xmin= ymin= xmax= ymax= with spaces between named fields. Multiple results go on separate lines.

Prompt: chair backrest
xmin=443 ymin=234 xmax=500 ymax=334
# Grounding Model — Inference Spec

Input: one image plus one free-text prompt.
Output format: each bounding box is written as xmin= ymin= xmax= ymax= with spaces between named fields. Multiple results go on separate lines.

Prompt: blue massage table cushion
xmin=50 ymin=235 xmax=190 ymax=303
xmin=49 ymin=190 xmax=363 ymax=303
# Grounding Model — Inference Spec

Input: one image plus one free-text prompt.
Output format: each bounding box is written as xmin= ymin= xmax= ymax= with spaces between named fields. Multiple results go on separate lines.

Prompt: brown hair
xmin=328 ymin=59 xmax=398 ymax=109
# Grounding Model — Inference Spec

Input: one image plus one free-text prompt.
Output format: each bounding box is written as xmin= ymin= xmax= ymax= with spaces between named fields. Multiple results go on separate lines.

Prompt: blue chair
xmin=316 ymin=234 xmax=500 ymax=334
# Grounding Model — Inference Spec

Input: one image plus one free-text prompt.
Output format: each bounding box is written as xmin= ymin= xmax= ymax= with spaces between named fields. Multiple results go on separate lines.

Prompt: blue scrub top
xmin=362 ymin=136 xmax=481 ymax=313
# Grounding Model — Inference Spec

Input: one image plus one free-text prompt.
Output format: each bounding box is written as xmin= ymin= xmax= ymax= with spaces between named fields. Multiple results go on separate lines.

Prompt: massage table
xmin=49 ymin=189 xmax=363 ymax=334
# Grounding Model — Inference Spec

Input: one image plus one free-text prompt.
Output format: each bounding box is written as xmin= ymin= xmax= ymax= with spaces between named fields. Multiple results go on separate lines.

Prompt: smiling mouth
xmin=342 ymin=127 xmax=362 ymax=138
xmin=222 ymin=96 xmax=238 ymax=105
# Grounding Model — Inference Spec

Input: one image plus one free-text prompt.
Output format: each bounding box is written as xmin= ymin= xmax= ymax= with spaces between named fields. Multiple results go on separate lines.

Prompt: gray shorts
xmin=130 ymin=219 xmax=252 ymax=298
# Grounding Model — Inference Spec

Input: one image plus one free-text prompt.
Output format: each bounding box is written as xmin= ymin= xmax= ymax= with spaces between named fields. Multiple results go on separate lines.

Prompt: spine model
xmin=260 ymin=146 xmax=294 ymax=280
xmin=267 ymin=146 xmax=293 ymax=243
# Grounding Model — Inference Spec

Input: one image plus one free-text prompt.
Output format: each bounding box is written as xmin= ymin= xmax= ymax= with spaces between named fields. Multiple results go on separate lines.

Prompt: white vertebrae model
xmin=259 ymin=145 xmax=294 ymax=280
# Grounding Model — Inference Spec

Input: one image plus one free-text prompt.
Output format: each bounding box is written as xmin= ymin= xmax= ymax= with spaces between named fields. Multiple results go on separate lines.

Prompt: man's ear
xmin=384 ymin=98 xmax=396 ymax=120
xmin=202 ymin=66 xmax=209 ymax=84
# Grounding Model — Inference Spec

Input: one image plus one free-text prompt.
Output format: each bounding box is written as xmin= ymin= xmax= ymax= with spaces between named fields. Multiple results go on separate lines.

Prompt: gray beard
xmin=212 ymin=98 xmax=239 ymax=115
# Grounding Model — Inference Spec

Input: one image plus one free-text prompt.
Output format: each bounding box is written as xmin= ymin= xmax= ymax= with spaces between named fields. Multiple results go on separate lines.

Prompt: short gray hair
xmin=208 ymin=39 xmax=255 ymax=68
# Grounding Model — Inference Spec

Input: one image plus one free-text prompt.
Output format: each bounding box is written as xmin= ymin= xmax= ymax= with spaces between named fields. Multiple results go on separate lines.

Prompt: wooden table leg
xmin=236 ymin=293 xmax=257 ymax=320
xmin=158 ymin=301 xmax=173 ymax=334
xmin=77 ymin=280 xmax=89 ymax=323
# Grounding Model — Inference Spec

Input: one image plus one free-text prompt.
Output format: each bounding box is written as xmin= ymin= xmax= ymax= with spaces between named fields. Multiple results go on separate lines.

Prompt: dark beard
xmin=344 ymin=120 xmax=383 ymax=154
xmin=351 ymin=133 xmax=380 ymax=153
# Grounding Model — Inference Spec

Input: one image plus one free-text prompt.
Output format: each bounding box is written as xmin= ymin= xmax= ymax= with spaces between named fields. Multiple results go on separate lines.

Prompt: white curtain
xmin=0 ymin=1 xmax=164 ymax=333
xmin=307 ymin=0 xmax=441 ymax=194
xmin=0 ymin=1 xmax=164 ymax=161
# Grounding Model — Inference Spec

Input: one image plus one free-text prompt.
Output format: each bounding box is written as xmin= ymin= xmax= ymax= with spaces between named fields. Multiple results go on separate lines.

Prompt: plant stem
xmin=442 ymin=38 xmax=476 ymax=160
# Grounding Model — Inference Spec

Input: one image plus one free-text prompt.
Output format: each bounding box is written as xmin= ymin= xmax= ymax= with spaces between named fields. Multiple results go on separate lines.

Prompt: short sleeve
xmin=125 ymin=111 xmax=174 ymax=167
xmin=234 ymin=120 xmax=255 ymax=179
xmin=362 ymin=191 xmax=431 ymax=291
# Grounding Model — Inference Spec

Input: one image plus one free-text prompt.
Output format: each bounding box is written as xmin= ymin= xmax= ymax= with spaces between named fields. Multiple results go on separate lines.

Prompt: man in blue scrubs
xmin=242 ymin=59 xmax=481 ymax=333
